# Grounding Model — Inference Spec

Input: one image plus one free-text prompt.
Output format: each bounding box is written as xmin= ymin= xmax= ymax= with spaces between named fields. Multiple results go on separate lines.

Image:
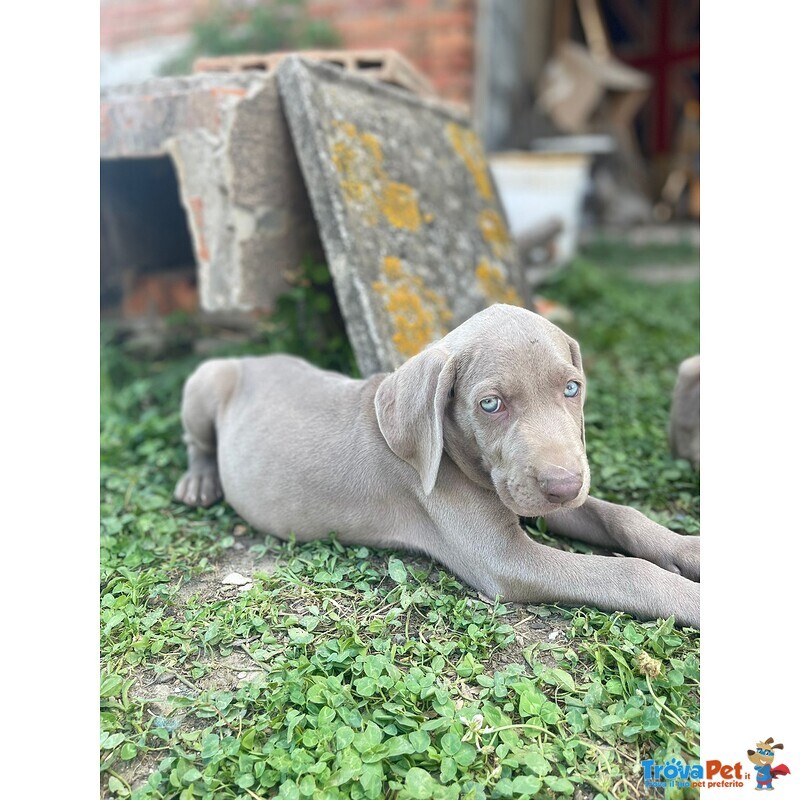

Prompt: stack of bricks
xmin=193 ymin=49 xmax=437 ymax=99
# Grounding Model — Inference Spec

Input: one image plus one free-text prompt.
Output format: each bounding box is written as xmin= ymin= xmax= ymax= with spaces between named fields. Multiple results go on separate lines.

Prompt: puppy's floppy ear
xmin=374 ymin=346 xmax=456 ymax=496
xmin=566 ymin=334 xmax=583 ymax=377
xmin=566 ymin=334 xmax=586 ymax=444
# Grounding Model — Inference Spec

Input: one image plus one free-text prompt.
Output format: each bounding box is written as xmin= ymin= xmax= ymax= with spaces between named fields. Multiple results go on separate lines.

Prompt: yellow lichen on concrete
xmin=330 ymin=120 xmax=422 ymax=231
xmin=445 ymin=122 xmax=494 ymax=200
xmin=477 ymin=209 xmax=513 ymax=259
xmin=475 ymin=259 xmax=522 ymax=306
xmin=381 ymin=256 xmax=404 ymax=281
xmin=374 ymin=256 xmax=453 ymax=358
xmin=331 ymin=137 xmax=382 ymax=219
xmin=359 ymin=131 xmax=383 ymax=161
xmin=380 ymin=182 xmax=422 ymax=230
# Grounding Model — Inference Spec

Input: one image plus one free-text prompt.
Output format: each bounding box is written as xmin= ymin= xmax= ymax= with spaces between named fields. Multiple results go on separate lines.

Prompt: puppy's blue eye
xmin=480 ymin=396 xmax=504 ymax=414
xmin=564 ymin=381 xmax=580 ymax=398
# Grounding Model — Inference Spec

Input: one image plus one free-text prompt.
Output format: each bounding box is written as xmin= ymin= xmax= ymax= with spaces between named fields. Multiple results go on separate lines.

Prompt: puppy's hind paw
xmin=174 ymin=469 xmax=223 ymax=508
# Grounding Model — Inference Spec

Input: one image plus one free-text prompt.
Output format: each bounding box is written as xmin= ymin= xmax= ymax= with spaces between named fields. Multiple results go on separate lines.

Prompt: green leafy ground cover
xmin=100 ymin=242 xmax=700 ymax=800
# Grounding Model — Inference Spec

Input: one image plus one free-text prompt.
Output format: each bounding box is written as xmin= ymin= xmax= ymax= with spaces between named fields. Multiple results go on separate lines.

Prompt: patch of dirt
xmin=177 ymin=533 xmax=279 ymax=606
xmin=121 ymin=650 xmax=268 ymax=797
xmin=629 ymin=263 xmax=700 ymax=284
xmin=625 ymin=223 xmax=699 ymax=247
xmin=130 ymin=671 xmax=196 ymax=716
xmin=131 ymin=534 xmax=278 ymax=713
xmin=105 ymin=748 xmax=163 ymax=798
xmin=113 ymin=534 xmax=280 ymax=799
xmin=195 ymin=648 xmax=266 ymax=692
xmin=130 ymin=649 xmax=265 ymax=711
xmin=114 ymin=652 xmax=266 ymax=799
xmin=487 ymin=603 xmax=573 ymax=673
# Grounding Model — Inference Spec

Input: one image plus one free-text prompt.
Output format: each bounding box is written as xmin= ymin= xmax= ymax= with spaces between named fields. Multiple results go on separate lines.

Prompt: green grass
xmin=100 ymin=247 xmax=699 ymax=800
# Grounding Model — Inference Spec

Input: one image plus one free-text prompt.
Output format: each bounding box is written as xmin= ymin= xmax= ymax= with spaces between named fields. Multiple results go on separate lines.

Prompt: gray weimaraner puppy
xmin=175 ymin=304 xmax=700 ymax=628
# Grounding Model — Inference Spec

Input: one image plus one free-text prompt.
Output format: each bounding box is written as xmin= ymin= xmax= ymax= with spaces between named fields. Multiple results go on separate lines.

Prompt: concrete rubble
xmin=101 ymin=71 xmax=322 ymax=312
xmin=101 ymin=55 xmax=529 ymax=376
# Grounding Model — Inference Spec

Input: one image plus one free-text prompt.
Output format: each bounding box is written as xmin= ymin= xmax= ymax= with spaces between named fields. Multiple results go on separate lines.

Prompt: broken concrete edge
xmin=101 ymin=70 xmax=323 ymax=314
xmin=279 ymin=57 xmax=408 ymax=375
xmin=277 ymin=58 xmax=377 ymax=373
xmin=279 ymin=54 xmax=470 ymax=128
xmin=100 ymin=73 xmax=255 ymax=159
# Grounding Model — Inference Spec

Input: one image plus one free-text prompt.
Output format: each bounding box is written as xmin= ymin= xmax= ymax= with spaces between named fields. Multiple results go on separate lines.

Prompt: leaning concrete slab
xmin=277 ymin=56 xmax=529 ymax=375
xmin=101 ymin=72 xmax=322 ymax=312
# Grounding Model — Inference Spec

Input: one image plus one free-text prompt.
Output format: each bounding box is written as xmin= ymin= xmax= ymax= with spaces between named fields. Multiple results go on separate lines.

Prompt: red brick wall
xmin=100 ymin=0 xmax=476 ymax=104
xmin=100 ymin=0 xmax=211 ymax=50
xmin=306 ymin=0 xmax=476 ymax=102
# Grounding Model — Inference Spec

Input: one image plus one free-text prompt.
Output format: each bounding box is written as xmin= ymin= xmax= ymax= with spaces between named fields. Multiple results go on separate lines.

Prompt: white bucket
xmin=489 ymin=151 xmax=591 ymax=265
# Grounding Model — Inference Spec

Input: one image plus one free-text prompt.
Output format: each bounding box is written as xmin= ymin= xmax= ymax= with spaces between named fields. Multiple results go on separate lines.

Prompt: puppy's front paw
xmin=174 ymin=469 xmax=223 ymax=508
xmin=669 ymin=534 xmax=700 ymax=582
xmin=675 ymin=578 xmax=700 ymax=629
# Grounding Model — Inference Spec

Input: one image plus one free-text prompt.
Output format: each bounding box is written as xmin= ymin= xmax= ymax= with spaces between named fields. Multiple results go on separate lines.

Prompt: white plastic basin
xmin=489 ymin=151 xmax=591 ymax=265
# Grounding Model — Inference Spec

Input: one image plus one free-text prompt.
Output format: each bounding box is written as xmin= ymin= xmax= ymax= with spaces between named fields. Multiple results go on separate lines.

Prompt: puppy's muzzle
xmin=538 ymin=469 xmax=583 ymax=505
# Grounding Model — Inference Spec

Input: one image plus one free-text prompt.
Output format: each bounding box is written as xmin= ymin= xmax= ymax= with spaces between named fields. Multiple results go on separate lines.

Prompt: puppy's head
xmin=375 ymin=304 xmax=590 ymax=516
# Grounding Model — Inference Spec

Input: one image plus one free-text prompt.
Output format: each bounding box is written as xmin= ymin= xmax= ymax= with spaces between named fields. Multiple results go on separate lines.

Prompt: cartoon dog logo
xmin=747 ymin=738 xmax=791 ymax=790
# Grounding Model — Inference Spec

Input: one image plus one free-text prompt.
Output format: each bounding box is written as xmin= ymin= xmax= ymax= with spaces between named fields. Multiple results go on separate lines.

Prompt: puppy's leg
xmin=432 ymin=521 xmax=700 ymax=628
xmin=543 ymin=496 xmax=700 ymax=581
xmin=173 ymin=359 xmax=238 ymax=508
xmin=499 ymin=529 xmax=700 ymax=628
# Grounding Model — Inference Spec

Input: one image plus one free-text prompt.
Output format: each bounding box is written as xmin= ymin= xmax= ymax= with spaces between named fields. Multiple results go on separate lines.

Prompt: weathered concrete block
xmin=101 ymin=72 xmax=322 ymax=312
xmin=277 ymin=56 xmax=529 ymax=375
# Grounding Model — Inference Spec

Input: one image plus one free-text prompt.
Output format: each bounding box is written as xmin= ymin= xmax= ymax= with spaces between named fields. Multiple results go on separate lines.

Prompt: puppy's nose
xmin=539 ymin=470 xmax=583 ymax=504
